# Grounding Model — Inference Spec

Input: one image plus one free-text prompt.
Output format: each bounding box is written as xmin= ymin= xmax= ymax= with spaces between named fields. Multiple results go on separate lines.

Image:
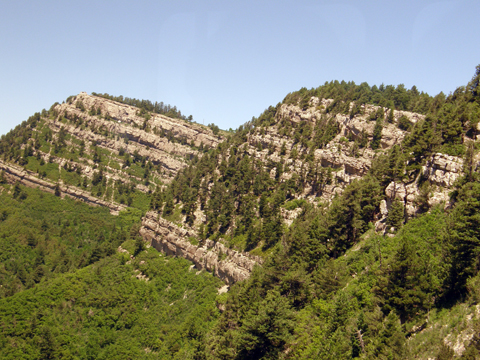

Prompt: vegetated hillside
xmin=0 ymin=183 xmax=140 ymax=299
xmin=144 ymin=66 xmax=480 ymax=358
xmin=0 ymin=92 xmax=223 ymax=211
xmin=0 ymin=184 xmax=223 ymax=359
xmin=143 ymin=72 xmax=471 ymax=270
xmin=1 ymin=65 xmax=480 ymax=359
xmin=0 ymin=94 xmax=226 ymax=359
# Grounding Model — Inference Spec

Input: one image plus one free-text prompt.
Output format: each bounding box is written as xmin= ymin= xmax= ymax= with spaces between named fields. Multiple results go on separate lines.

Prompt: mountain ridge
xmin=2 ymin=66 xmax=480 ymax=358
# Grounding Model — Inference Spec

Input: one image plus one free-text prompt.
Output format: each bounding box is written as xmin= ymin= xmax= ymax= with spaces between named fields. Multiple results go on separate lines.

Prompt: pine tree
xmin=371 ymin=117 xmax=383 ymax=150
xmin=236 ymin=290 xmax=294 ymax=359
xmin=447 ymin=182 xmax=480 ymax=298
xmin=163 ymin=194 xmax=174 ymax=216
xmin=386 ymin=200 xmax=404 ymax=233
xmin=54 ymin=183 xmax=61 ymax=197
xmin=376 ymin=311 xmax=405 ymax=359
xmin=388 ymin=108 xmax=395 ymax=123
xmin=133 ymin=237 xmax=145 ymax=256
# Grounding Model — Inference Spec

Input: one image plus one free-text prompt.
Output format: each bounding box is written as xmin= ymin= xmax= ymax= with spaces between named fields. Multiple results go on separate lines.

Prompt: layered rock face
xmin=0 ymin=160 xmax=126 ymax=214
xmin=1 ymin=92 xmax=222 ymax=213
xmin=423 ymin=153 xmax=464 ymax=188
xmin=50 ymin=92 xmax=223 ymax=184
xmin=140 ymin=211 xmax=262 ymax=285
xmin=244 ymin=98 xmax=415 ymax=204
xmin=259 ymin=99 xmax=468 ymax=219
xmin=2 ymin=92 xmax=471 ymax=284
xmin=64 ymin=93 xmax=220 ymax=148
xmin=381 ymin=153 xmax=464 ymax=219
xmin=188 ymin=97 xmax=415 ymax=224
xmin=183 ymin=97 xmax=466 ymax=240
xmin=281 ymin=99 xmax=467 ymax=230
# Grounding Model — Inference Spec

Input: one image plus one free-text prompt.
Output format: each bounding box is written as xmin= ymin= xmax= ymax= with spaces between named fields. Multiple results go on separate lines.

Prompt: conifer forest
xmin=1 ymin=65 xmax=480 ymax=359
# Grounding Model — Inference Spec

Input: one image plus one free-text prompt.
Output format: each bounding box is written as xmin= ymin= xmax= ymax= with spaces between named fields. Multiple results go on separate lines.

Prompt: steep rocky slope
xmin=55 ymin=92 xmax=222 ymax=182
xmin=136 ymin=93 xmax=475 ymax=289
xmin=140 ymin=211 xmax=261 ymax=285
xmin=3 ymin=72 xmax=480 ymax=358
xmin=52 ymin=92 xmax=221 ymax=180
xmin=250 ymin=98 xmax=464 ymax=214
xmin=0 ymin=90 xmax=471 ymax=286
xmin=149 ymin=95 xmax=467 ymax=248
xmin=0 ymin=92 xmax=223 ymax=211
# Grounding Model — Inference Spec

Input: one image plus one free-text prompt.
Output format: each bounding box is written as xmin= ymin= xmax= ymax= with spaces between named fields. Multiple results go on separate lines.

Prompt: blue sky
xmin=1 ymin=0 xmax=479 ymax=136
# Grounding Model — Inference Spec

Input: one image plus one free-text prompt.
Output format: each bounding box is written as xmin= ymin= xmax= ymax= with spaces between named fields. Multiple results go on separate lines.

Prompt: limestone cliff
xmin=245 ymin=97 xmax=416 ymax=204
xmin=0 ymin=160 xmax=126 ymax=214
xmin=50 ymin=92 xmax=223 ymax=184
xmin=250 ymin=97 xmax=465 ymax=217
xmin=1 ymin=92 xmax=473 ymax=285
xmin=378 ymin=152 xmax=465 ymax=228
xmin=139 ymin=211 xmax=262 ymax=285
xmin=1 ymin=92 xmax=223 ymax=212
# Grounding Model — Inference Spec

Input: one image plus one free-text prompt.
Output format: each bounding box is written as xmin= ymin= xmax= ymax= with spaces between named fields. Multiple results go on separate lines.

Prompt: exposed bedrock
xmin=140 ymin=211 xmax=262 ymax=285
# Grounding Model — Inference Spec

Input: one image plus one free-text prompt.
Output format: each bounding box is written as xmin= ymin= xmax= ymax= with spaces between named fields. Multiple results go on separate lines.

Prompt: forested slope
xmin=148 ymin=65 xmax=480 ymax=358
xmin=0 ymin=185 xmax=223 ymax=359
xmin=0 ymin=95 xmax=226 ymax=359
xmin=1 ymin=65 xmax=480 ymax=359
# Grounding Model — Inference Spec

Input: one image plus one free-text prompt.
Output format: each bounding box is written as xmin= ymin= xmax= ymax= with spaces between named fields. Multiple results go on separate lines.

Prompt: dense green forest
xmin=1 ymin=65 xmax=480 ymax=359
xmin=0 ymin=184 xmax=141 ymax=298
xmin=0 ymin=184 xmax=223 ymax=359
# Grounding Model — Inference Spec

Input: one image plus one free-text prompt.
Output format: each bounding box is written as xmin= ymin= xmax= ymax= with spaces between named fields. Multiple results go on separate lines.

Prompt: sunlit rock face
xmin=140 ymin=211 xmax=262 ymax=285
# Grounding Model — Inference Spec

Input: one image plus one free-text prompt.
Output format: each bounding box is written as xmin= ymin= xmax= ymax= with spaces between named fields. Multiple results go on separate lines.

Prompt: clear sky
xmin=1 ymin=0 xmax=479 ymax=136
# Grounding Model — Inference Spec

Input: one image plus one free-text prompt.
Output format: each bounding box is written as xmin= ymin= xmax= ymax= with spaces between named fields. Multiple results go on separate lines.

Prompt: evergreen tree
xmin=236 ymin=290 xmax=294 ymax=359
xmin=54 ymin=183 xmax=61 ymax=197
xmin=163 ymin=194 xmax=174 ymax=216
xmin=387 ymin=108 xmax=395 ymax=123
xmin=468 ymin=64 xmax=480 ymax=101
xmin=386 ymin=200 xmax=404 ymax=233
xmin=376 ymin=311 xmax=405 ymax=359
xmin=133 ymin=237 xmax=145 ymax=256
xmin=328 ymin=176 xmax=382 ymax=256
xmin=371 ymin=117 xmax=383 ymax=150
xmin=446 ymin=182 xmax=480 ymax=298
xmin=377 ymin=239 xmax=430 ymax=323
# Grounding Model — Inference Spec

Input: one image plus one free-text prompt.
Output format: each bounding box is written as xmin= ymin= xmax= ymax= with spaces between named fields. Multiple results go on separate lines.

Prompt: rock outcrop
xmin=1 ymin=92 xmax=471 ymax=285
xmin=386 ymin=154 xmax=463 ymax=212
xmin=376 ymin=153 xmax=465 ymax=231
xmin=0 ymin=160 xmax=126 ymax=215
xmin=244 ymin=98 xmax=415 ymax=205
xmin=48 ymin=92 xmax=223 ymax=183
xmin=423 ymin=153 xmax=463 ymax=188
xmin=247 ymin=99 xmax=468 ymax=227
xmin=140 ymin=211 xmax=262 ymax=285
